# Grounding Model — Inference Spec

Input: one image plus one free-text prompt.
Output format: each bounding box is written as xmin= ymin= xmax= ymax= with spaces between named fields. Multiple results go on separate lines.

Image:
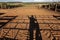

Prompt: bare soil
xmin=0 ymin=4 xmax=60 ymax=40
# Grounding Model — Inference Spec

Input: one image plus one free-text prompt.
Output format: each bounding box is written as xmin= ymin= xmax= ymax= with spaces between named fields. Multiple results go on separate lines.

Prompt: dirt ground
xmin=0 ymin=4 xmax=60 ymax=40
xmin=0 ymin=4 xmax=60 ymax=16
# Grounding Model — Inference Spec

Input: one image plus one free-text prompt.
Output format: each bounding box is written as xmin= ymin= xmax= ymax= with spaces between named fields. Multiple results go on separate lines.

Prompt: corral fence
xmin=0 ymin=3 xmax=24 ymax=9
xmin=38 ymin=2 xmax=60 ymax=12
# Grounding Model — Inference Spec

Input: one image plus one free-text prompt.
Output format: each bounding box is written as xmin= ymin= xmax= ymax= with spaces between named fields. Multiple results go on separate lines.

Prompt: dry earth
xmin=0 ymin=4 xmax=60 ymax=40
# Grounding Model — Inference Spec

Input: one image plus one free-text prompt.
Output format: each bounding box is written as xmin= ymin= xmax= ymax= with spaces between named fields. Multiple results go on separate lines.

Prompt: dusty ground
xmin=0 ymin=4 xmax=60 ymax=16
xmin=0 ymin=4 xmax=60 ymax=40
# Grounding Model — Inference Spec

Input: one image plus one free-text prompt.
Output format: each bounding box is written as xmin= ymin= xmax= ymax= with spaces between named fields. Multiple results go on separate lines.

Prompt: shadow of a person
xmin=52 ymin=36 xmax=56 ymax=40
xmin=28 ymin=15 xmax=42 ymax=40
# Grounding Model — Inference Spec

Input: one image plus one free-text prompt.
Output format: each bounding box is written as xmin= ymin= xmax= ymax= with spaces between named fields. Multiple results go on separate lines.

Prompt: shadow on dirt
xmin=28 ymin=15 xmax=42 ymax=40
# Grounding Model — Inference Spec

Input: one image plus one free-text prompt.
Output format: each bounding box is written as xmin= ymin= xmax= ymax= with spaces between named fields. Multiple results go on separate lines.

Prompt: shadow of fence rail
xmin=0 ymin=15 xmax=60 ymax=40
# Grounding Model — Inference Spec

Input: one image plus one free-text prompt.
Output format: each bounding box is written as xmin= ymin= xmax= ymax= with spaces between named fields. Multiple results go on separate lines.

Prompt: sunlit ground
xmin=0 ymin=4 xmax=60 ymax=40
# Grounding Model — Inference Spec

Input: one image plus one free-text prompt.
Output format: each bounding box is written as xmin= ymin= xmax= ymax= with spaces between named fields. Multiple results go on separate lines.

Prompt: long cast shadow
xmin=0 ymin=13 xmax=5 ymax=15
xmin=0 ymin=16 xmax=17 ymax=28
xmin=53 ymin=15 xmax=60 ymax=20
xmin=28 ymin=15 xmax=42 ymax=40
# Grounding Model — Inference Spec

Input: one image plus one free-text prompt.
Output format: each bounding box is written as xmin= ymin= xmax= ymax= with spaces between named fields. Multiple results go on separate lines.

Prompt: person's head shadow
xmin=28 ymin=15 xmax=36 ymax=22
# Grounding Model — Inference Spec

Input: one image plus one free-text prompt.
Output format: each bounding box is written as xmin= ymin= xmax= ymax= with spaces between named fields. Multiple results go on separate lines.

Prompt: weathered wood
xmin=55 ymin=3 xmax=60 ymax=12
